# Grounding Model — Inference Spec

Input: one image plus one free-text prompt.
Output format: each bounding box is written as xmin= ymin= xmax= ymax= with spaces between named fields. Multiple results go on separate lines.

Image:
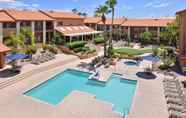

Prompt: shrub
xmin=73 ymin=47 xmax=90 ymax=53
xmin=87 ymin=49 xmax=96 ymax=54
xmin=43 ymin=44 xmax=58 ymax=54
xmin=182 ymin=67 xmax=186 ymax=74
xmin=140 ymin=32 xmax=153 ymax=45
xmin=68 ymin=41 xmax=86 ymax=49
xmin=159 ymin=64 xmax=170 ymax=70
xmin=94 ymin=36 xmax=105 ymax=44
xmin=152 ymin=47 xmax=159 ymax=57
xmin=25 ymin=45 xmax=37 ymax=56
xmin=182 ymin=81 xmax=186 ymax=88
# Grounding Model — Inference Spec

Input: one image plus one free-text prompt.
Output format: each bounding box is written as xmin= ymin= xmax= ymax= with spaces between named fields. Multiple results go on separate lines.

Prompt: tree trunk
xmin=104 ymin=23 xmax=107 ymax=57
xmin=109 ymin=7 xmax=114 ymax=49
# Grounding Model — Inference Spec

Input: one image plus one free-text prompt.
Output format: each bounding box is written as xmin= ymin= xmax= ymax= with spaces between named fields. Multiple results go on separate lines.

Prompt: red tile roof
xmin=84 ymin=17 xmax=126 ymax=25
xmin=0 ymin=11 xmax=15 ymax=22
xmin=55 ymin=25 xmax=101 ymax=36
xmin=84 ymin=17 xmax=102 ymax=24
xmin=2 ymin=9 xmax=53 ymax=21
xmin=0 ymin=43 xmax=11 ymax=53
xmin=121 ymin=18 xmax=174 ymax=27
xmin=40 ymin=10 xmax=84 ymax=19
xmin=85 ymin=17 xmax=174 ymax=27
xmin=98 ymin=18 xmax=126 ymax=25
xmin=176 ymin=9 xmax=186 ymax=14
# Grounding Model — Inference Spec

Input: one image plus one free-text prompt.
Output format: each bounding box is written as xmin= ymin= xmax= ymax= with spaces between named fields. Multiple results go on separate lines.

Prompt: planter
xmin=59 ymin=46 xmax=75 ymax=55
xmin=110 ymin=58 xmax=118 ymax=65
xmin=79 ymin=51 xmax=98 ymax=59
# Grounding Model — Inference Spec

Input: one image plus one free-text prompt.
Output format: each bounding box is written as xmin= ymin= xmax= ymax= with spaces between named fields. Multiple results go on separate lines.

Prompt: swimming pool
xmin=124 ymin=60 xmax=138 ymax=66
xmin=25 ymin=69 xmax=137 ymax=114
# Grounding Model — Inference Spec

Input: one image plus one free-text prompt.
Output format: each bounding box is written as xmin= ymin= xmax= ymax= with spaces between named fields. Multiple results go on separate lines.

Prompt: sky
xmin=0 ymin=0 xmax=185 ymax=18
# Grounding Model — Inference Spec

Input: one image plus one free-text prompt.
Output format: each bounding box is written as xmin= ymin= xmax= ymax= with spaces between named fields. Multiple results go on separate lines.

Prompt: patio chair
xmin=169 ymin=109 xmax=186 ymax=118
xmin=168 ymin=103 xmax=184 ymax=112
xmin=165 ymin=92 xmax=180 ymax=98
xmin=167 ymin=97 xmax=183 ymax=105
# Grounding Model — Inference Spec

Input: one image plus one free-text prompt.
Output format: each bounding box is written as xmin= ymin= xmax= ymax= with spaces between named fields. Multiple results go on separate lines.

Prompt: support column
xmin=0 ymin=23 xmax=3 ymax=43
xmin=145 ymin=27 xmax=149 ymax=32
xmin=70 ymin=36 xmax=72 ymax=43
xmin=95 ymin=24 xmax=98 ymax=30
xmin=53 ymin=21 xmax=57 ymax=36
xmin=82 ymin=35 xmax=84 ymax=41
xmin=128 ymin=27 xmax=131 ymax=39
xmin=16 ymin=21 xmax=21 ymax=36
xmin=31 ymin=21 xmax=35 ymax=36
xmin=43 ymin=21 xmax=46 ymax=44
xmin=157 ymin=27 xmax=160 ymax=43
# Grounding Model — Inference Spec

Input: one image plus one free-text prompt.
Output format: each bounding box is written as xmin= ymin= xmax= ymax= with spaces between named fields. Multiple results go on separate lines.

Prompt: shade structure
xmin=55 ymin=25 xmax=103 ymax=37
xmin=6 ymin=53 xmax=28 ymax=62
xmin=0 ymin=43 xmax=11 ymax=68
xmin=0 ymin=43 xmax=11 ymax=53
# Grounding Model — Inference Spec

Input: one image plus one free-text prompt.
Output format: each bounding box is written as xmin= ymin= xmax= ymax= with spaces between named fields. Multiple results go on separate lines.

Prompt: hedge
xmin=68 ymin=41 xmax=86 ymax=49
xmin=94 ymin=37 xmax=105 ymax=44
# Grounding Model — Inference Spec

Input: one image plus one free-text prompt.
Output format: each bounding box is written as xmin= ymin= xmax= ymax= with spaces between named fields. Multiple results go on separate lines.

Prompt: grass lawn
xmin=114 ymin=47 xmax=152 ymax=56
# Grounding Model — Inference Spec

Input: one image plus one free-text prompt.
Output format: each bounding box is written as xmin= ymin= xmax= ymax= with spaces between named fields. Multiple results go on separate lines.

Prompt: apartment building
xmin=40 ymin=10 xmax=102 ymax=43
xmin=0 ymin=9 xmax=175 ymax=45
xmin=84 ymin=17 xmax=175 ymax=42
xmin=176 ymin=9 xmax=186 ymax=65
xmin=0 ymin=9 xmax=54 ymax=44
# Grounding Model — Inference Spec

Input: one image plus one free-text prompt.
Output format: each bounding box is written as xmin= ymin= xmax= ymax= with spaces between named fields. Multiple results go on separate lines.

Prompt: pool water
xmin=25 ymin=69 xmax=137 ymax=114
xmin=124 ymin=61 xmax=138 ymax=66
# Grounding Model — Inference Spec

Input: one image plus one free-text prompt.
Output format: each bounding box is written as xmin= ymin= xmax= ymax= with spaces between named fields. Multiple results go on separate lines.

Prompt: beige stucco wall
xmin=56 ymin=18 xmax=84 ymax=26
xmin=178 ymin=11 xmax=186 ymax=56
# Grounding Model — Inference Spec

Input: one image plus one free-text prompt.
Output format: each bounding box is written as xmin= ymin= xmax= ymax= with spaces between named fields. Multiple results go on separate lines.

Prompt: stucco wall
xmin=179 ymin=11 xmax=186 ymax=56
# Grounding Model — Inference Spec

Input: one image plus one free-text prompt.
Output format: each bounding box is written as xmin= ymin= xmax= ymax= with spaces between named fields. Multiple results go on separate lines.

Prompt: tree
xmin=72 ymin=8 xmax=88 ymax=17
xmin=140 ymin=32 xmax=153 ymax=45
xmin=5 ymin=34 xmax=25 ymax=51
xmin=105 ymin=0 xmax=117 ymax=50
xmin=160 ymin=18 xmax=179 ymax=48
xmin=72 ymin=8 xmax=78 ymax=14
xmin=159 ymin=47 xmax=176 ymax=70
xmin=95 ymin=5 xmax=110 ymax=57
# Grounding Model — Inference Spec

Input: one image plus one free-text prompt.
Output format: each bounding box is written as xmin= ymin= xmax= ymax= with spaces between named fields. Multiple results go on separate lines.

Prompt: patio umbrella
xmin=6 ymin=53 xmax=28 ymax=62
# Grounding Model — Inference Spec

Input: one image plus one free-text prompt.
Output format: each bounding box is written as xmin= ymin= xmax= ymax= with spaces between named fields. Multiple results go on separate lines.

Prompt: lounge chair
xmin=168 ymin=103 xmax=184 ymax=112
xmin=167 ymin=97 xmax=182 ymax=105
xmin=165 ymin=92 xmax=180 ymax=98
xmin=169 ymin=109 xmax=186 ymax=118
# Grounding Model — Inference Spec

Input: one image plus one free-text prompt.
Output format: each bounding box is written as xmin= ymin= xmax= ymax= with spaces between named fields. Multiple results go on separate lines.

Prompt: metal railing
xmin=123 ymin=108 xmax=129 ymax=118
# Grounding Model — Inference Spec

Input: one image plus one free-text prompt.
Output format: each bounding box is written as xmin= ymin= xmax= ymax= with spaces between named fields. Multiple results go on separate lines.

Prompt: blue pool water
xmin=124 ymin=61 xmax=138 ymax=66
xmin=25 ymin=69 xmax=137 ymax=114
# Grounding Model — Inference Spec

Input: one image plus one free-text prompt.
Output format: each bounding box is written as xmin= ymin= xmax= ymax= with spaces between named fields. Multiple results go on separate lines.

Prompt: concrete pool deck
xmin=0 ymin=56 xmax=170 ymax=118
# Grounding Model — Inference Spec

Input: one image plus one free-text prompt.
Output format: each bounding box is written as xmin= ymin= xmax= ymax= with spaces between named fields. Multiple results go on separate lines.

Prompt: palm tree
xmin=106 ymin=0 xmax=117 ymax=49
xmin=95 ymin=5 xmax=110 ymax=57
xmin=72 ymin=8 xmax=78 ymax=14
xmin=5 ymin=34 xmax=24 ymax=51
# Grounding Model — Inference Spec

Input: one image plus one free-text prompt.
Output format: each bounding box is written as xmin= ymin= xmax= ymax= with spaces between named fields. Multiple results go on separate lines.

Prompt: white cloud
xmin=154 ymin=2 xmax=170 ymax=8
xmin=144 ymin=2 xmax=153 ymax=8
xmin=5 ymin=1 xmax=39 ymax=9
xmin=0 ymin=0 xmax=15 ymax=2
xmin=119 ymin=5 xmax=133 ymax=11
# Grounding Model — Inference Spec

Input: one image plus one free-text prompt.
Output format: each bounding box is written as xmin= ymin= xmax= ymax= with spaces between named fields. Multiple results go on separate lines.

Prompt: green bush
xmin=73 ymin=47 xmax=90 ymax=53
xmin=182 ymin=67 xmax=186 ymax=74
xmin=159 ymin=64 xmax=170 ymax=70
xmin=43 ymin=44 xmax=58 ymax=54
xmin=68 ymin=41 xmax=86 ymax=49
xmin=152 ymin=47 xmax=159 ymax=57
xmin=182 ymin=81 xmax=186 ymax=88
xmin=140 ymin=32 xmax=153 ymax=45
xmin=94 ymin=37 xmax=105 ymax=44
xmin=87 ymin=49 xmax=96 ymax=54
